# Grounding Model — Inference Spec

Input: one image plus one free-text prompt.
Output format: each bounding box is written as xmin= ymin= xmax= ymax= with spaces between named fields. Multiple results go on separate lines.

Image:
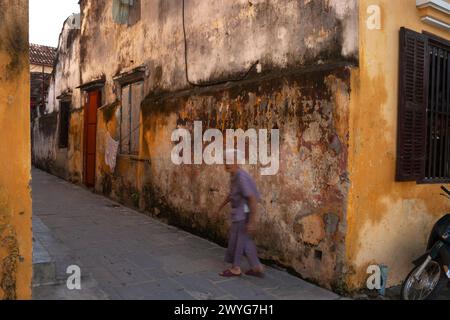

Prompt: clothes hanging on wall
xmin=105 ymin=131 xmax=119 ymax=171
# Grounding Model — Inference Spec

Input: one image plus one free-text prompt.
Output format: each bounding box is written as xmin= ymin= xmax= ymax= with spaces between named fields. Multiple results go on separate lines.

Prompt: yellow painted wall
xmin=0 ymin=0 xmax=32 ymax=299
xmin=347 ymin=0 xmax=450 ymax=289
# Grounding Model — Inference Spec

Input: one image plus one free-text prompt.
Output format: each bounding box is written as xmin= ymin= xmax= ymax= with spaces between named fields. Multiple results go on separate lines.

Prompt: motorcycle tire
xmin=401 ymin=261 xmax=448 ymax=300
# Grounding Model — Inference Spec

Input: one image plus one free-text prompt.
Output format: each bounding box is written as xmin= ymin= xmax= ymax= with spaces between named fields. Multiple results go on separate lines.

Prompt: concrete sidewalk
xmin=32 ymin=168 xmax=342 ymax=300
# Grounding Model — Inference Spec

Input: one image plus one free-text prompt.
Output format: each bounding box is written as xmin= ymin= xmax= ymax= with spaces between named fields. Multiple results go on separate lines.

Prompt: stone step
xmin=32 ymin=219 xmax=57 ymax=287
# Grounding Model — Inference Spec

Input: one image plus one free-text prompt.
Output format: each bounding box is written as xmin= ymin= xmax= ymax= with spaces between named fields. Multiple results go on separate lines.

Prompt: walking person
xmin=216 ymin=150 xmax=265 ymax=278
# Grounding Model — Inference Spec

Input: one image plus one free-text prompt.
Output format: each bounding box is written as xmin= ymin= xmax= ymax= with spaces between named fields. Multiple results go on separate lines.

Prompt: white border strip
xmin=421 ymin=16 xmax=450 ymax=31
xmin=416 ymin=0 xmax=450 ymax=15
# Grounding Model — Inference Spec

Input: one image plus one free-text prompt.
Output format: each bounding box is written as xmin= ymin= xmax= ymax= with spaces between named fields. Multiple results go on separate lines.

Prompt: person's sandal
xmin=219 ymin=269 xmax=242 ymax=278
xmin=245 ymin=270 xmax=265 ymax=278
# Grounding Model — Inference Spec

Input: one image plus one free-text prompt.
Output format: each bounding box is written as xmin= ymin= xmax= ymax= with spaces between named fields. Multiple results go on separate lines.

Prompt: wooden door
xmin=84 ymin=90 xmax=101 ymax=187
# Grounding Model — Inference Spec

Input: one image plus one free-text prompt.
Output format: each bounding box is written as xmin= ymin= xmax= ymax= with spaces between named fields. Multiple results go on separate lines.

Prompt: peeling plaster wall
xmin=32 ymin=19 xmax=82 ymax=182
xmin=33 ymin=0 xmax=358 ymax=289
xmin=347 ymin=0 xmax=450 ymax=289
xmin=31 ymin=0 xmax=450 ymax=293
xmin=0 ymin=0 xmax=32 ymax=300
xmin=97 ymin=68 xmax=352 ymax=288
xmin=79 ymin=0 xmax=358 ymax=95
xmin=78 ymin=0 xmax=357 ymax=289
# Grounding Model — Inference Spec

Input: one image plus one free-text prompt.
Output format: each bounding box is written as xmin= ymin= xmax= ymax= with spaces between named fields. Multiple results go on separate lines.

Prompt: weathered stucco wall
xmin=346 ymin=0 xmax=450 ymax=289
xmin=30 ymin=0 xmax=450 ymax=293
xmin=0 ymin=0 xmax=32 ymax=300
xmin=97 ymin=68 xmax=352 ymax=288
xmin=32 ymin=18 xmax=82 ymax=183
xmin=79 ymin=0 xmax=357 ymax=97
xmin=33 ymin=0 xmax=359 ymax=290
xmin=77 ymin=0 xmax=358 ymax=289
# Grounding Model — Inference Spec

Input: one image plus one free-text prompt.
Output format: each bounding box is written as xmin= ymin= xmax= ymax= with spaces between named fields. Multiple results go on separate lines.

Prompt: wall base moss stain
xmin=0 ymin=222 xmax=20 ymax=300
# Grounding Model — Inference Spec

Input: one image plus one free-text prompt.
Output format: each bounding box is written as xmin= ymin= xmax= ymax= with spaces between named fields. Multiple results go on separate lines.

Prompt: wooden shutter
xmin=396 ymin=27 xmax=429 ymax=181
xmin=121 ymin=85 xmax=131 ymax=154
xmin=112 ymin=0 xmax=130 ymax=25
xmin=58 ymin=101 xmax=70 ymax=149
xmin=128 ymin=0 xmax=141 ymax=26
xmin=130 ymin=82 xmax=143 ymax=155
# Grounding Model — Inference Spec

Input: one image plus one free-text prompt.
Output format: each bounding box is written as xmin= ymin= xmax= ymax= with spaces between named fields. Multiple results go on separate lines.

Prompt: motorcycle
xmin=402 ymin=186 xmax=450 ymax=300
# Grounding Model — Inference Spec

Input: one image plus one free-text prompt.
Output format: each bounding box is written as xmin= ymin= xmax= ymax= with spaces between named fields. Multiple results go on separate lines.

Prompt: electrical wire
xmin=182 ymin=0 xmax=259 ymax=87
xmin=115 ymin=0 xmax=261 ymax=149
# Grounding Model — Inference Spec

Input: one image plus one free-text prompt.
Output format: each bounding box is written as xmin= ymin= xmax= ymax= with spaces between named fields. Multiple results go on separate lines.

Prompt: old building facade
xmin=32 ymin=0 xmax=450 ymax=292
xmin=347 ymin=0 xmax=450 ymax=289
xmin=0 ymin=0 xmax=32 ymax=300
xmin=30 ymin=43 xmax=56 ymax=117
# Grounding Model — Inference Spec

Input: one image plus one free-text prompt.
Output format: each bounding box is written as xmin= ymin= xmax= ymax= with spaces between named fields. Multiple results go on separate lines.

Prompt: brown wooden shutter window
xmin=396 ymin=27 xmax=428 ymax=182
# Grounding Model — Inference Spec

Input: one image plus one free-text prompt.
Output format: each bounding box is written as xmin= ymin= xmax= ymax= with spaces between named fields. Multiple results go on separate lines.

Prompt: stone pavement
xmin=32 ymin=168 xmax=342 ymax=300
xmin=385 ymin=285 xmax=450 ymax=301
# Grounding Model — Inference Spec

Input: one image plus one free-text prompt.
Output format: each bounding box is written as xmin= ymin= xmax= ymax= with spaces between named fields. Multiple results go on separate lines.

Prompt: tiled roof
xmin=30 ymin=44 xmax=57 ymax=67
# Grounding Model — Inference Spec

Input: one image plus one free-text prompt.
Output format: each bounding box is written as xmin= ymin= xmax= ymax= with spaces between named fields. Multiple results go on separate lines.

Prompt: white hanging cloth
xmin=105 ymin=131 xmax=119 ymax=171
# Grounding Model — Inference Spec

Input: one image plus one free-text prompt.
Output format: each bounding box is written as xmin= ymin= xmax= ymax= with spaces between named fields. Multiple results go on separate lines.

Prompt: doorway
xmin=83 ymin=90 xmax=101 ymax=188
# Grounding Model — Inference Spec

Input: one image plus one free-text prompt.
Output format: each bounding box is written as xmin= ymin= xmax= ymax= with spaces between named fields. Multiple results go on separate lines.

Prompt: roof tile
xmin=30 ymin=43 xmax=57 ymax=67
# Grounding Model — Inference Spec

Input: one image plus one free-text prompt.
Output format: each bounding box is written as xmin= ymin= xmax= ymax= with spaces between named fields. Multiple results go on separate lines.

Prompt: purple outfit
xmin=225 ymin=169 xmax=262 ymax=268
xmin=230 ymin=169 xmax=261 ymax=222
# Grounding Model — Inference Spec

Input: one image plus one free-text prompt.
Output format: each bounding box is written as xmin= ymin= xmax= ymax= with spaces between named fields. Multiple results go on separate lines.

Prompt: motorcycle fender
xmin=412 ymin=242 xmax=444 ymax=266
xmin=413 ymin=252 xmax=431 ymax=266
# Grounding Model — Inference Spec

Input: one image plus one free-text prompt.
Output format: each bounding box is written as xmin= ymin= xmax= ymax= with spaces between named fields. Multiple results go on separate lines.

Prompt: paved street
xmin=31 ymin=168 xmax=342 ymax=300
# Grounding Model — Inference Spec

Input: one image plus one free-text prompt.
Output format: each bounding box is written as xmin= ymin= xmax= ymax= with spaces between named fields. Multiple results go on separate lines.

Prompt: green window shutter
xmin=112 ymin=0 xmax=130 ymax=25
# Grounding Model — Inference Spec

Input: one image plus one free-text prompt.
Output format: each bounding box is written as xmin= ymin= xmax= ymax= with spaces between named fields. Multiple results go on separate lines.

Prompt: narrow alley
xmin=32 ymin=168 xmax=342 ymax=300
